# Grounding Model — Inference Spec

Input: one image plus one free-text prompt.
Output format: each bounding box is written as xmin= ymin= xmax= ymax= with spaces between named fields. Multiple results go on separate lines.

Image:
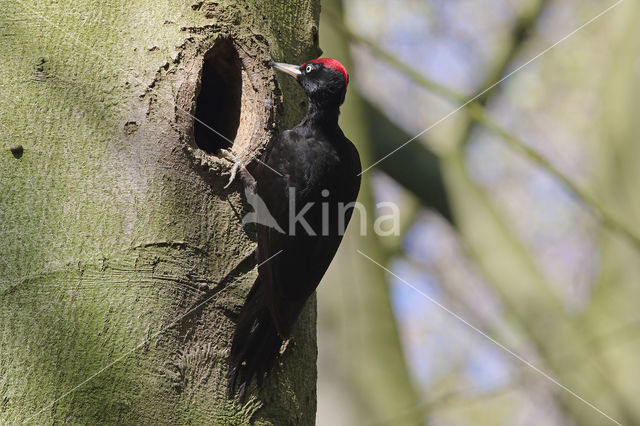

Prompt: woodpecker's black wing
xmin=228 ymin=126 xmax=360 ymax=397
xmin=256 ymin=127 xmax=361 ymax=337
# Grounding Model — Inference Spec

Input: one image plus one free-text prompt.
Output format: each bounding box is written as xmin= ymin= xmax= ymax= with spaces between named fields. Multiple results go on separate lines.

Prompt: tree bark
xmin=0 ymin=0 xmax=320 ymax=423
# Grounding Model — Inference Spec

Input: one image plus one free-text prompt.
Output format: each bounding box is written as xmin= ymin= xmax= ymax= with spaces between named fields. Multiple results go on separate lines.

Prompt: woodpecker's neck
xmin=301 ymin=99 xmax=341 ymax=133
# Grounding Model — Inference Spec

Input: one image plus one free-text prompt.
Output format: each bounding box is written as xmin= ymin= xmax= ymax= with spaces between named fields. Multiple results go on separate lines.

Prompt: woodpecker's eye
xmin=305 ymin=64 xmax=313 ymax=73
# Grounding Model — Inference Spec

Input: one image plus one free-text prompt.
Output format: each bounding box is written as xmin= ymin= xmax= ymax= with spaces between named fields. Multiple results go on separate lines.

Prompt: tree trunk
xmin=0 ymin=1 xmax=320 ymax=423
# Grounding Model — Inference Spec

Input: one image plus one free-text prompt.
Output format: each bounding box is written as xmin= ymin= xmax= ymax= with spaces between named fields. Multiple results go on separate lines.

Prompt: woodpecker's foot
xmin=280 ymin=339 xmax=291 ymax=354
xmin=219 ymin=149 xmax=242 ymax=189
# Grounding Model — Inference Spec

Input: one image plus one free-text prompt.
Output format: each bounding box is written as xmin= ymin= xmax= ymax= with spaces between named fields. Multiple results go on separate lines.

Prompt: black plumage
xmin=224 ymin=58 xmax=361 ymax=399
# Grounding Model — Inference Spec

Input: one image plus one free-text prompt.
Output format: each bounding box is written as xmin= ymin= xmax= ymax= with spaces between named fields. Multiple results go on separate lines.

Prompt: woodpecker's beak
xmin=269 ymin=62 xmax=302 ymax=79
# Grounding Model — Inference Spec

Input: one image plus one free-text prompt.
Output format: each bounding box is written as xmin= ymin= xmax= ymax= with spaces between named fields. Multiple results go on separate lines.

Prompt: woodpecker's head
xmin=270 ymin=58 xmax=349 ymax=106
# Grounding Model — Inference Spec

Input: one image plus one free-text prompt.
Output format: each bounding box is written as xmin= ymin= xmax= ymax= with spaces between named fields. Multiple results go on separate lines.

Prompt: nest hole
xmin=194 ymin=39 xmax=242 ymax=153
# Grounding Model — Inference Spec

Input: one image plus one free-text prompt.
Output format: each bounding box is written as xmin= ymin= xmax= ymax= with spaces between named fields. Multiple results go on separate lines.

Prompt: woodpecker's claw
xmin=219 ymin=149 xmax=242 ymax=189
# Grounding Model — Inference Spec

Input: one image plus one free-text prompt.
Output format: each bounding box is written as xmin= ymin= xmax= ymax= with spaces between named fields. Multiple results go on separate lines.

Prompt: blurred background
xmin=315 ymin=0 xmax=640 ymax=424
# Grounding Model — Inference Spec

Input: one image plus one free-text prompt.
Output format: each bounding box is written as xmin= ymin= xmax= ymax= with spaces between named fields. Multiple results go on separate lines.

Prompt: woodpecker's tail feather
xmin=228 ymin=278 xmax=283 ymax=400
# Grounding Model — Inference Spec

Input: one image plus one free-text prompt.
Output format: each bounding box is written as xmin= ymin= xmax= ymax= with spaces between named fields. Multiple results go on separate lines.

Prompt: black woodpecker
xmin=221 ymin=58 xmax=361 ymax=399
